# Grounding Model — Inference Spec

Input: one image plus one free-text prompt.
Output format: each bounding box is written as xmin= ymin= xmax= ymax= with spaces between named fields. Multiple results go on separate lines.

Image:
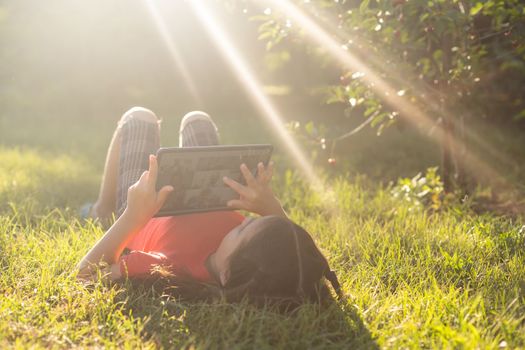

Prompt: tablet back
xmin=155 ymin=144 xmax=273 ymax=216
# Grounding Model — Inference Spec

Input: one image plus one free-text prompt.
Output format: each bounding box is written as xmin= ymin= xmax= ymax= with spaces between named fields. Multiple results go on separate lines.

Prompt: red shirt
xmin=119 ymin=211 xmax=245 ymax=281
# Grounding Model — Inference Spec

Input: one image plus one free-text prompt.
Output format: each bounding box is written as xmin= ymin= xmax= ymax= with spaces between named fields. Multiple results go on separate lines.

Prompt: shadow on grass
xmin=120 ymin=285 xmax=379 ymax=349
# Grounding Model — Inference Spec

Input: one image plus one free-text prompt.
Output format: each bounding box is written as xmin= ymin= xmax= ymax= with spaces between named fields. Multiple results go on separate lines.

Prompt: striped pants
xmin=116 ymin=108 xmax=219 ymax=217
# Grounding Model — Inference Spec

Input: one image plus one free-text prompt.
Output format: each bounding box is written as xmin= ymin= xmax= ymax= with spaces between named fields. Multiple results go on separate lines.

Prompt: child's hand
xmin=223 ymin=162 xmax=286 ymax=217
xmin=124 ymin=155 xmax=173 ymax=225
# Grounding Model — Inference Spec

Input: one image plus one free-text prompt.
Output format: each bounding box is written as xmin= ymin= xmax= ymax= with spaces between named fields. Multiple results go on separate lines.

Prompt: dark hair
xmin=220 ymin=216 xmax=341 ymax=306
xmin=146 ymin=216 xmax=341 ymax=307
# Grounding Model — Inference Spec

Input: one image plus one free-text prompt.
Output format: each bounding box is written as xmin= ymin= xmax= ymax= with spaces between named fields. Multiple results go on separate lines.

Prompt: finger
xmin=258 ymin=161 xmax=273 ymax=184
xmin=227 ymin=199 xmax=246 ymax=210
xmin=265 ymin=161 xmax=274 ymax=182
xmin=138 ymin=170 xmax=149 ymax=184
xmin=240 ymin=163 xmax=256 ymax=187
xmin=257 ymin=162 xmax=265 ymax=181
xmin=223 ymin=176 xmax=251 ymax=197
xmin=148 ymin=155 xmax=158 ymax=186
xmin=127 ymin=183 xmax=136 ymax=193
xmin=157 ymin=185 xmax=174 ymax=206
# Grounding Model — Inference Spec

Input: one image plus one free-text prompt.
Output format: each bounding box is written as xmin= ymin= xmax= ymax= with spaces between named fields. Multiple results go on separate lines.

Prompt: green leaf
xmin=305 ymin=121 xmax=317 ymax=136
xmin=364 ymin=105 xmax=379 ymax=117
xmin=258 ymin=32 xmax=273 ymax=41
xmin=470 ymin=2 xmax=484 ymax=16
xmin=513 ymin=109 xmax=525 ymax=121
xmin=371 ymin=112 xmax=387 ymax=128
xmin=359 ymin=0 xmax=370 ymax=14
xmin=433 ymin=49 xmax=443 ymax=62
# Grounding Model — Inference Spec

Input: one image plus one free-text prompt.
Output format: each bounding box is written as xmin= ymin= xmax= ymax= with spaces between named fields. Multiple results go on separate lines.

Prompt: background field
xmin=0 ymin=144 xmax=524 ymax=348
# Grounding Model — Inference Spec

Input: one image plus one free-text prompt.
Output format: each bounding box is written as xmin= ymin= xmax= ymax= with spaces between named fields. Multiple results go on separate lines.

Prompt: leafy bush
xmin=391 ymin=167 xmax=445 ymax=210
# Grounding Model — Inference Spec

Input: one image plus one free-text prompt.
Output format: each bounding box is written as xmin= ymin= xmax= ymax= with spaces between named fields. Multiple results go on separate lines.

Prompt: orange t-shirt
xmin=119 ymin=211 xmax=245 ymax=282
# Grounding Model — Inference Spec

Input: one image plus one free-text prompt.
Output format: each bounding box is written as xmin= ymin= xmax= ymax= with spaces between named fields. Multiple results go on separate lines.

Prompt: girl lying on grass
xmin=77 ymin=107 xmax=341 ymax=305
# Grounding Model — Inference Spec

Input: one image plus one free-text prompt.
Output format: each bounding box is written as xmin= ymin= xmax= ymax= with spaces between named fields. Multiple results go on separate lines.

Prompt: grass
xmin=0 ymin=145 xmax=524 ymax=349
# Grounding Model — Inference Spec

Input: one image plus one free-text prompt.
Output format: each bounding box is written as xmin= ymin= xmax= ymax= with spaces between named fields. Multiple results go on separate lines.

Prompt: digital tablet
xmin=155 ymin=144 xmax=273 ymax=216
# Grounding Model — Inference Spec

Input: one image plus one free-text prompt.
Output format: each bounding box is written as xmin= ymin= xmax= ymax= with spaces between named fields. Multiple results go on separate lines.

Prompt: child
xmin=78 ymin=107 xmax=341 ymax=304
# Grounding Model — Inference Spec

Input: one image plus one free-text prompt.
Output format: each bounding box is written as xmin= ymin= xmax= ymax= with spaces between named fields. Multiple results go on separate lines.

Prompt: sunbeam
xmin=262 ymin=0 xmax=443 ymax=132
xmin=143 ymin=0 xmax=202 ymax=105
xmin=189 ymin=0 xmax=323 ymax=188
xmin=290 ymin=2 xmax=520 ymax=174
xmin=260 ymin=0 xmax=510 ymax=187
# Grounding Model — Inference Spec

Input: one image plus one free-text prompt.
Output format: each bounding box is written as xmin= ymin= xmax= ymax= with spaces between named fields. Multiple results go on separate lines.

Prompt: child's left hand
xmin=223 ymin=162 xmax=286 ymax=217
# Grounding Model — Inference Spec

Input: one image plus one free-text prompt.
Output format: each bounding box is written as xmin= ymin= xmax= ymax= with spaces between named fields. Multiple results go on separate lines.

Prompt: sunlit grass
xmin=0 ymin=147 xmax=523 ymax=348
xmin=0 ymin=147 xmax=98 ymax=214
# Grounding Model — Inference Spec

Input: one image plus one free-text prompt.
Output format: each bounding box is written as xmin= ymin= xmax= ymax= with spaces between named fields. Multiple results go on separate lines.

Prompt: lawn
xmin=0 ymin=139 xmax=524 ymax=348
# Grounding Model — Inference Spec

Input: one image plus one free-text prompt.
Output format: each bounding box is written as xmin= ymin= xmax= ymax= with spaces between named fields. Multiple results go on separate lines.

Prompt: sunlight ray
xmin=143 ymin=0 xmax=202 ymax=105
xmin=261 ymin=0 xmax=510 ymax=186
xmin=189 ymin=0 xmax=323 ymax=188
xmin=292 ymin=3 xmax=519 ymax=173
xmin=263 ymin=0 xmax=441 ymax=133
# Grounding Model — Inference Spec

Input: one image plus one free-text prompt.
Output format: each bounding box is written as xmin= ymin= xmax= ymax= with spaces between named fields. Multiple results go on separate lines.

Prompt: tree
xmin=249 ymin=0 xmax=525 ymax=192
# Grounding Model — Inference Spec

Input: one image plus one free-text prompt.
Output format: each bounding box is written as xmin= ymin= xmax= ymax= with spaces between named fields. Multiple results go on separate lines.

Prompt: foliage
xmin=254 ymin=0 xmax=525 ymax=129
xmin=248 ymin=0 xmax=525 ymax=184
xmin=390 ymin=167 xmax=445 ymax=211
xmin=1 ymin=147 xmax=525 ymax=348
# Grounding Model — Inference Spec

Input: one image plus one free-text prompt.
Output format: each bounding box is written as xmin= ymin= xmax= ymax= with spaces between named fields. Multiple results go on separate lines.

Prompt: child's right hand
xmin=124 ymin=155 xmax=173 ymax=226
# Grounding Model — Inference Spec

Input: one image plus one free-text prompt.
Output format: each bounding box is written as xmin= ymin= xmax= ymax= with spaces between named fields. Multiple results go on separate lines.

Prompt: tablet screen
xmin=155 ymin=144 xmax=273 ymax=216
